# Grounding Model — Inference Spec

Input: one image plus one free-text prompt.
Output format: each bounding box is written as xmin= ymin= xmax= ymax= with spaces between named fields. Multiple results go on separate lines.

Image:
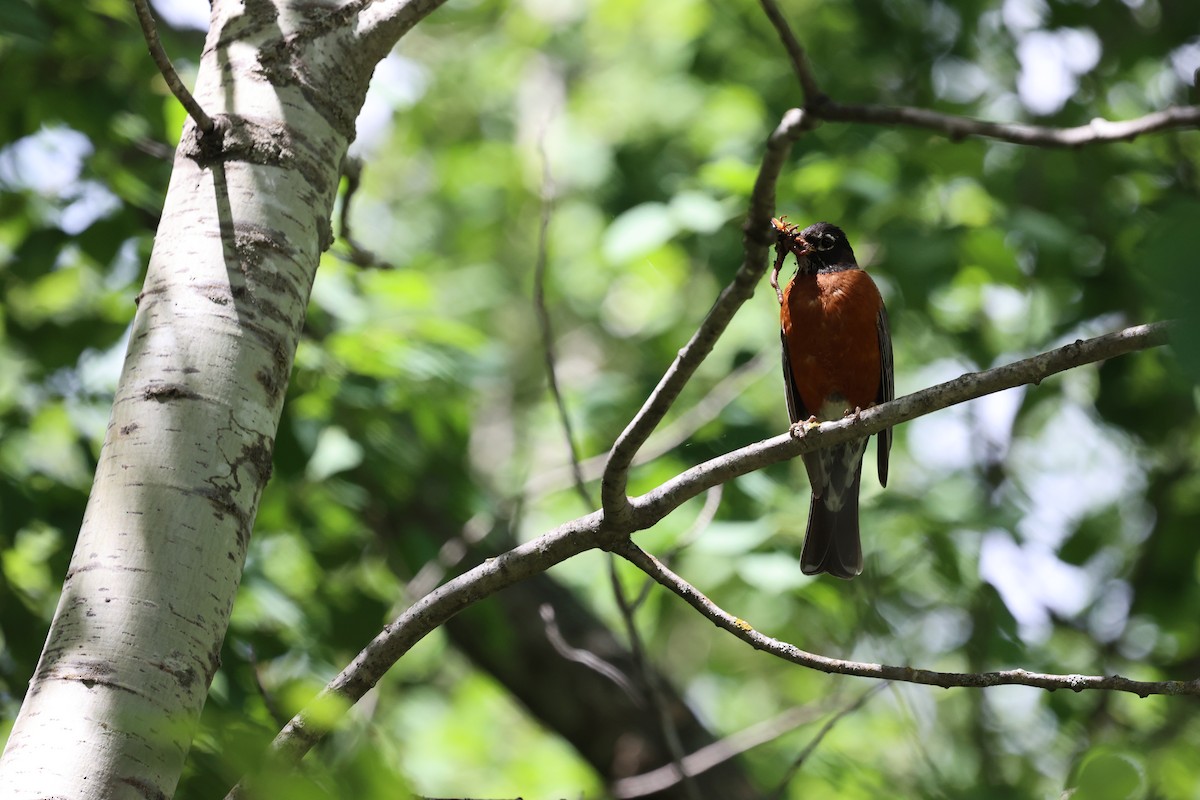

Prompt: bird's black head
xmin=797 ymin=222 xmax=856 ymax=272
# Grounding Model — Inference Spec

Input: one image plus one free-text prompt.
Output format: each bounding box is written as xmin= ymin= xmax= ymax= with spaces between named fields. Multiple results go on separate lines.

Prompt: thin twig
xmin=609 ymin=560 xmax=702 ymax=800
xmin=523 ymin=118 xmax=684 ymax=786
xmin=760 ymin=0 xmax=1200 ymax=146
xmin=132 ymin=0 xmax=214 ymax=134
xmin=612 ymin=702 xmax=828 ymax=798
xmin=525 ymin=350 xmax=772 ymax=500
xmin=336 ymin=156 xmax=395 ymax=269
xmin=226 ymin=322 xmax=1173 ymax=795
xmin=404 ymin=512 xmax=494 ymax=600
xmin=600 ymin=108 xmax=808 ymax=525
xmin=768 ymin=684 xmax=887 ymax=799
xmin=613 ymin=539 xmax=1198 ymax=698
xmin=538 ymin=604 xmax=642 ymax=706
xmin=530 ymin=117 xmax=593 ymax=510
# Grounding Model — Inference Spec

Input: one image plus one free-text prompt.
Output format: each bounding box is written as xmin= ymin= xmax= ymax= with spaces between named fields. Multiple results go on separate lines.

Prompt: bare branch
xmin=630 ymin=484 xmax=723 ymax=612
xmin=613 ymin=539 xmax=1199 ymax=698
xmin=768 ymin=684 xmax=887 ymax=799
xmin=525 ymin=120 xmax=694 ymax=786
xmin=600 ymin=108 xmax=809 ymax=525
xmin=613 ymin=702 xmax=827 ymax=798
xmin=335 ymin=156 xmax=396 ymax=269
xmin=631 ymin=322 xmax=1172 ymax=524
xmin=757 ymin=0 xmax=824 ymax=105
xmin=229 ymin=321 xmax=1172 ymax=792
xmin=819 ymin=102 xmax=1200 ymax=147
xmin=132 ymin=0 xmax=214 ymax=135
xmin=608 ymin=559 xmax=702 ymax=800
xmin=759 ymin=0 xmax=1200 ymax=147
xmin=530 ymin=120 xmax=593 ymax=510
xmin=538 ymin=603 xmax=642 ymax=706
xmin=525 ymin=351 xmax=772 ymax=500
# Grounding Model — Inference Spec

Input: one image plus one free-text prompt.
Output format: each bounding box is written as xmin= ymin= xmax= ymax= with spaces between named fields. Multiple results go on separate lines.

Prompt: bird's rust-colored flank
xmin=772 ymin=219 xmax=893 ymax=579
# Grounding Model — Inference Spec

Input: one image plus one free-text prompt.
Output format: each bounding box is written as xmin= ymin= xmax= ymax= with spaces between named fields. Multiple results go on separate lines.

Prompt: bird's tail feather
xmin=799 ymin=470 xmax=863 ymax=579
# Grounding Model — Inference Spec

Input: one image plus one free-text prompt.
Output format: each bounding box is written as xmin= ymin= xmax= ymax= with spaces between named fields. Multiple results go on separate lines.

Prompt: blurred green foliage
xmin=2 ymin=0 xmax=1199 ymax=797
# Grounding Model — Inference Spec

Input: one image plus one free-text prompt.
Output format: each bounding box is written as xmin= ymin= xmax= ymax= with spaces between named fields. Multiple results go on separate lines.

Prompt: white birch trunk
xmin=0 ymin=0 xmax=410 ymax=794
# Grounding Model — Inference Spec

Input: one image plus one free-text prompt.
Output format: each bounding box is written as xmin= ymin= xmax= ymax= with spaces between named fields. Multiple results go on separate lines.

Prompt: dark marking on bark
xmin=243 ymin=434 xmax=276 ymax=487
xmin=255 ymin=341 xmax=292 ymax=406
xmin=134 ymin=286 xmax=168 ymax=307
xmin=257 ymin=33 xmax=360 ymax=142
xmin=235 ymin=225 xmax=296 ymax=265
xmin=120 ymin=422 xmax=140 ymax=435
xmin=143 ymin=384 xmax=200 ymax=403
xmin=152 ymin=656 xmax=198 ymax=690
xmin=117 ymin=775 xmax=169 ymax=800
xmin=182 ymin=114 xmax=294 ymax=169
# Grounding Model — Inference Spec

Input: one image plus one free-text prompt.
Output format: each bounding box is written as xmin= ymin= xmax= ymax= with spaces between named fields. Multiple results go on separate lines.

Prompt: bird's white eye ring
xmin=814 ymin=233 xmax=836 ymax=251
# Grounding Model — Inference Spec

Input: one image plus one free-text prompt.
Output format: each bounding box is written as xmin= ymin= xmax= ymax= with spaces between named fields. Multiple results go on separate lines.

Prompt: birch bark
xmin=0 ymin=0 xmax=421 ymax=795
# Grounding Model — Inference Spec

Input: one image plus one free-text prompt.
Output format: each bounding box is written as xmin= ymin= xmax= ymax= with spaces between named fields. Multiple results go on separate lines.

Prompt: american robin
xmin=769 ymin=218 xmax=893 ymax=579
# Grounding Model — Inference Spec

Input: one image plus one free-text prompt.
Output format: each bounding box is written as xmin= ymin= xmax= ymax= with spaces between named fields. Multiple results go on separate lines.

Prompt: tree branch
xmin=612 ymin=702 xmax=827 ymax=798
xmin=759 ymin=0 xmax=1200 ymax=146
xmin=768 ymin=684 xmax=886 ymax=799
xmin=132 ymin=0 xmax=214 ymax=135
xmin=226 ymin=319 xmax=1173 ymax=795
xmin=530 ymin=116 xmax=593 ymax=510
xmin=630 ymin=322 xmax=1172 ymax=524
xmin=757 ymin=0 xmax=824 ymax=105
xmin=600 ymin=108 xmax=808 ymax=524
xmin=612 ymin=539 xmax=1199 ymax=698
xmin=335 ymin=156 xmax=395 ymax=269
xmin=525 ymin=351 xmax=771 ymax=500
xmin=818 ymin=102 xmax=1200 ymax=147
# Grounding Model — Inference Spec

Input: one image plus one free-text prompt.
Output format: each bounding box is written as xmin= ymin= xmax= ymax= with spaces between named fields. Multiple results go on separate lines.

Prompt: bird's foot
xmin=789 ymin=416 xmax=819 ymax=438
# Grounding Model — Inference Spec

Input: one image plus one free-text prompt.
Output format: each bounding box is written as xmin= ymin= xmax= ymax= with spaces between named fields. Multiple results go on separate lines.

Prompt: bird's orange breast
xmin=781 ymin=268 xmax=883 ymax=418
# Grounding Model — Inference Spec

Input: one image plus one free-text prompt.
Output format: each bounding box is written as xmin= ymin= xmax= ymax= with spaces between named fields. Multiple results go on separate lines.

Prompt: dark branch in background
xmin=132 ymin=0 xmax=214 ymax=135
xmin=336 ymin=156 xmax=396 ymax=269
xmin=758 ymin=0 xmax=1200 ymax=146
xmin=224 ymin=320 xmax=1175 ymax=798
xmin=600 ymin=108 xmax=808 ymax=525
xmin=384 ymin=513 xmax=762 ymax=798
xmin=613 ymin=538 xmax=1198 ymax=698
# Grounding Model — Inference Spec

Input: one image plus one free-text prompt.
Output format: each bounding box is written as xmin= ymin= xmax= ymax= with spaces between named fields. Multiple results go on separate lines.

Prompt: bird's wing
xmin=780 ymin=328 xmax=810 ymax=425
xmin=875 ymin=302 xmax=894 ymax=487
